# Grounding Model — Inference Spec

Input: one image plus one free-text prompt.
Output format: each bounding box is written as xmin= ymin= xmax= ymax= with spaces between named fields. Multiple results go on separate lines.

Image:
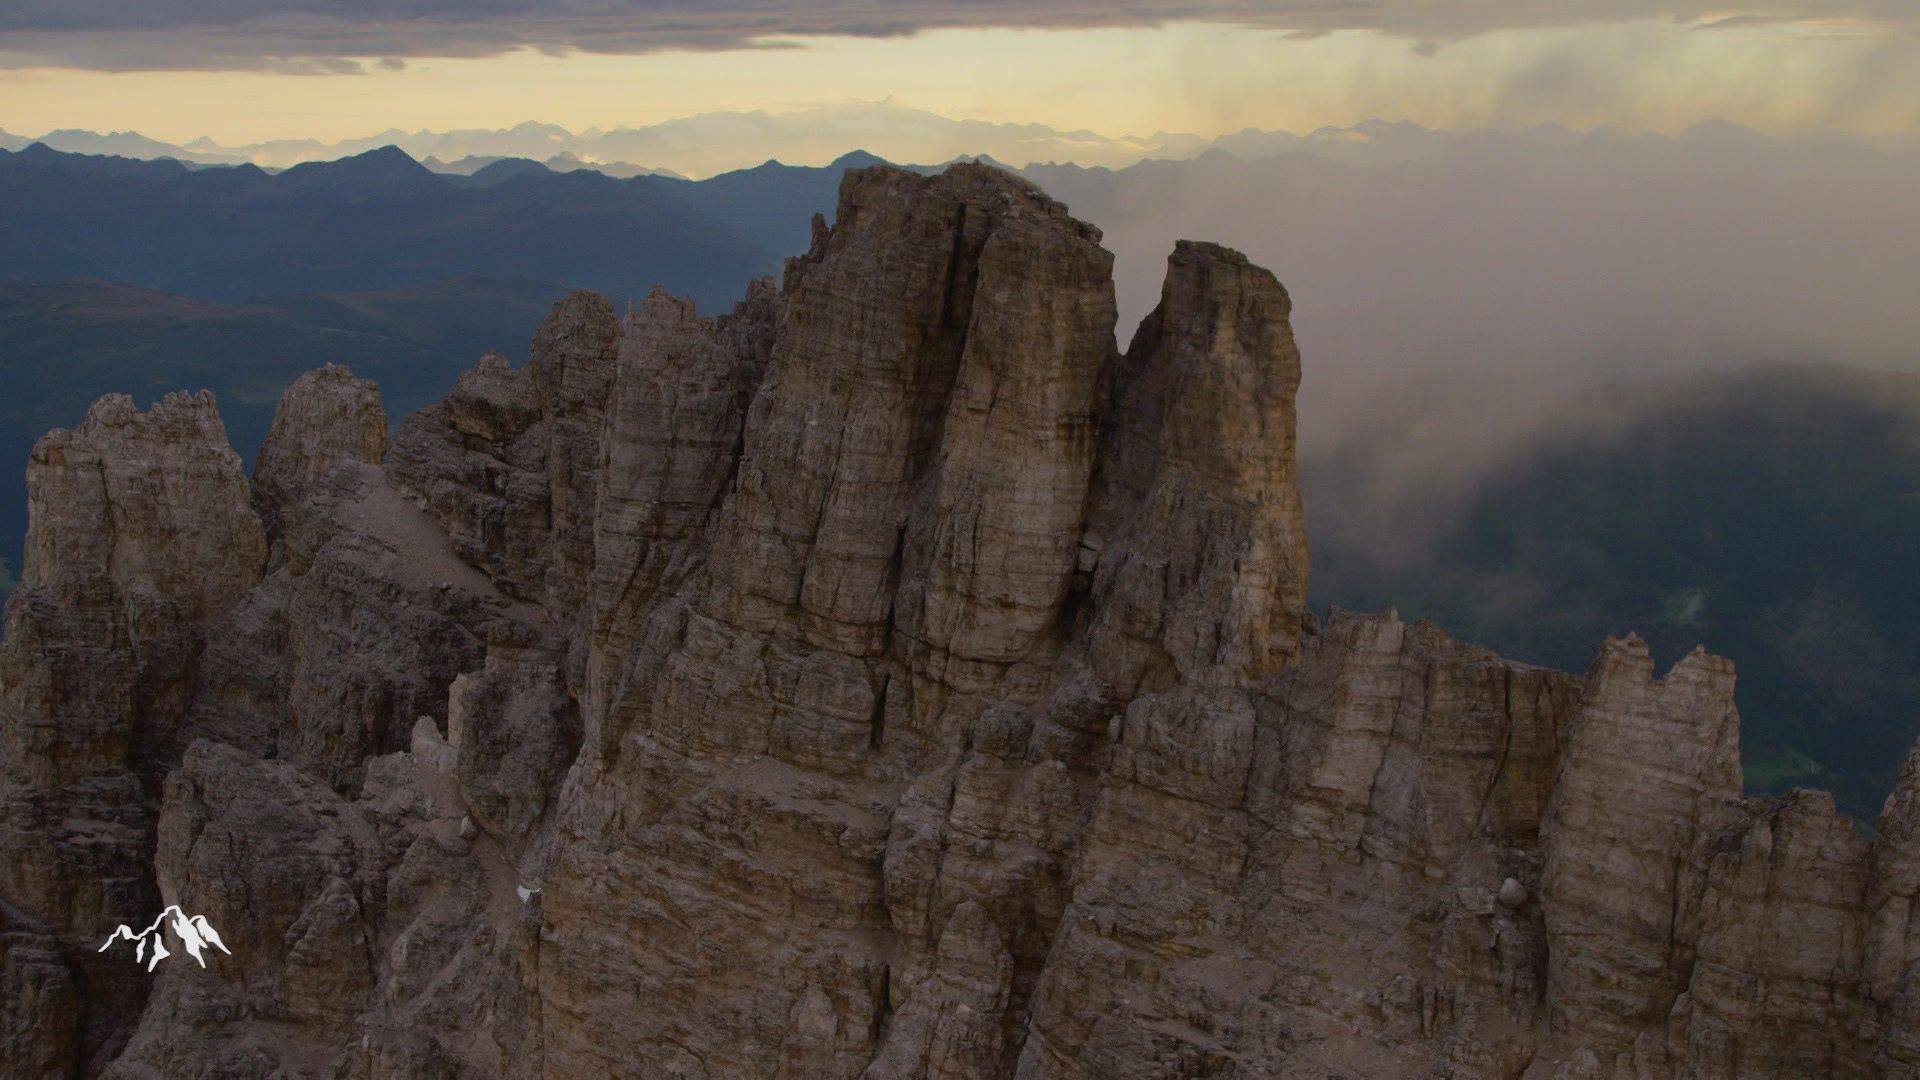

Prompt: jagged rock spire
xmin=5 ymin=160 xmax=1915 ymax=1080
xmin=253 ymin=363 xmax=387 ymax=549
xmin=1086 ymin=239 xmax=1310 ymax=693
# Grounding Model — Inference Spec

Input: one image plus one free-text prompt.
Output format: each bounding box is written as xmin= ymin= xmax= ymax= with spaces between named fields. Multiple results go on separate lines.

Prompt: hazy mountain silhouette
xmin=20 ymin=128 xmax=243 ymax=164
xmin=426 ymin=148 xmax=881 ymax=258
xmin=0 ymin=143 xmax=776 ymax=307
xmin=12 ymin=104 xmax=1188 ymax=175
xmin=19 ymin=111 xmax=1920 ymax=181
xmin=426 ymin=152 xmax=684 ymax=181
xmin=442 ymin=157 xmax=569 ymax=187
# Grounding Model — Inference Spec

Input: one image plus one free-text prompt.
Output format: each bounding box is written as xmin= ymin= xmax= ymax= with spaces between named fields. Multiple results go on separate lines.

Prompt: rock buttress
xmin=0 ymin=391 xmax=264 ymax=1074
xmin=543 ymin=161 xmax=1129 ymax=1076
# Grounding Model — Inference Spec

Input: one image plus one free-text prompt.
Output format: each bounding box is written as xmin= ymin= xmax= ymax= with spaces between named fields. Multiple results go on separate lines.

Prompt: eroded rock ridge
xmin=2 ymin=163 xmax=1916 ymax=1079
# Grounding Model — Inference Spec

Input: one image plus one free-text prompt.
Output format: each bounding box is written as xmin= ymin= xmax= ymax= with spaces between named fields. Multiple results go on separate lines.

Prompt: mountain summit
xmin=0 ymin=162 xmax=1914 ymax=1078
xmin=273 ymin=144 xmax=445 ymax=200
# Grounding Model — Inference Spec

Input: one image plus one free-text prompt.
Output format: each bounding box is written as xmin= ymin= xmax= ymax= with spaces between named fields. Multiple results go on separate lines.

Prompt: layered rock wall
xmin=1 ymin=391 xmax=265 ymax=1072
xmin=1 ymin=162 xmax=1915 ymax=1079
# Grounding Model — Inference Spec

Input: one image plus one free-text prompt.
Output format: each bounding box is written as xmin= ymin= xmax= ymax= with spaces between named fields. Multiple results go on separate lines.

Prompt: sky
xmin=3 ymin=2 xmax=1919 ymax=147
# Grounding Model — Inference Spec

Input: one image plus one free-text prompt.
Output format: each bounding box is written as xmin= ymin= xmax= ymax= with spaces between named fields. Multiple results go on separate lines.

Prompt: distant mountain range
xmin=12 ymin=104 xmax=1915 ymax=178
xmin=423 ymin=152 xmax=685 ymax=181
xmin=0 ymin=141 xmax=882 ymax=306
xmin=0 ymin=104 xmax=1184 ymax=176
xmin=0 ymin=141 xmax=878 ymax=604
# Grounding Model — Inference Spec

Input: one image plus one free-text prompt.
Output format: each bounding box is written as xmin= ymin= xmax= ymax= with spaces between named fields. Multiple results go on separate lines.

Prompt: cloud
xmin=1 ymin=1 xmax=1915 ymax=72
xmin=1020 ymin=123 xmax=1920 ymax=573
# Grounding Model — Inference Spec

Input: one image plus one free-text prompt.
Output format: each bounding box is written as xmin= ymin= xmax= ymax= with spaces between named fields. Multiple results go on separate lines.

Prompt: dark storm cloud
xmin=1 ymin=1 xmax=1915 ymax=72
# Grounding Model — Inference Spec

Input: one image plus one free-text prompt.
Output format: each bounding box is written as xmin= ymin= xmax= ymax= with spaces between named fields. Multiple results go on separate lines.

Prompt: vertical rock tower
xmin=2 ymin=163 xmax=1915 ymax=1079
xmin=537 ymin=163 xmax=1309 ymax=1077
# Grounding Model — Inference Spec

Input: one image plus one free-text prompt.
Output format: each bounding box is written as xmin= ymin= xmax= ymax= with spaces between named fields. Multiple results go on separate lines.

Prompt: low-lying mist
xmin=1027 ymin=123 xmax=1920 ymax=572
xmin=1029 ymin=124 xmax=1920 ymax=815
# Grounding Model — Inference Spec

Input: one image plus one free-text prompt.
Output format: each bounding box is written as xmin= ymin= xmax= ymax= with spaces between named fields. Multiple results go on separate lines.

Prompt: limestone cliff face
xmin=1086 ymin=239 xmax=1309 ymax=693
xmin=1 ymin=391 xmax=264 ymax=1074
xmin=1 ymin=163 xmax=1916 ymax=1079
xmin=253 ymin=363 xmax=388 ymax=551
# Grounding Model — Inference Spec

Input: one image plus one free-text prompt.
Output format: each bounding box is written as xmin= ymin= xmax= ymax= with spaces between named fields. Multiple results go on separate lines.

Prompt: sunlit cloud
xmin=1 ymin=9 xmax=1915 ymax=149
xmin=0 ymin=2 xmax=1915 ymax=72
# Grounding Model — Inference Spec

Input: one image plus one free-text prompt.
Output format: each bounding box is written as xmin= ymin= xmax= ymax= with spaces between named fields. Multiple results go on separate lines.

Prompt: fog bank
xmin=1023 ymin=123 xmax=1920 ymax=570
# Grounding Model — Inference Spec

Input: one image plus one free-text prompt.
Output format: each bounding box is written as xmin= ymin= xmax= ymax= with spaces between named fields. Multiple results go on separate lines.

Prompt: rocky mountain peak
xmin=1088 ymin=237 xmax=1308 ymax=691
xmin=253 ymin=363 xmax=388 ymax=547
xmin=1 ymin=162 xmax=1916 ymax=1078
xmin=21 ymin=389 xmax=264 ymax=618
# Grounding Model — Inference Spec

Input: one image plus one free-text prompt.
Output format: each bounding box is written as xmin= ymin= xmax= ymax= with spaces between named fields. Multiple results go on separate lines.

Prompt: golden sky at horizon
xmin=3 ymin=18 xmax=1917 ymax=148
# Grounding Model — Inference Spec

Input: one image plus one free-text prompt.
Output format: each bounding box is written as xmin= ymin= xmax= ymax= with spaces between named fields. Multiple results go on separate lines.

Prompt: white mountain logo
xmin=98 ymin=906 xmax=231 ymax=971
